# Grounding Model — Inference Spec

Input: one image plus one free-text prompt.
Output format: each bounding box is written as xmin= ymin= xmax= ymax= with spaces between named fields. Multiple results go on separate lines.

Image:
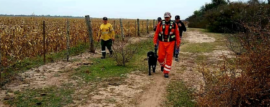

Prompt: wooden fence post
xmin=66 ymin=20 xmax=70 ymax=61
xmin=137 ymin=19 xmax=140 ymax=36
xmin=120 ymin=18 xmax=124 ymax=41
xmin=142 ymin=21 xmax=143 ymax=34
xmin=135 ymin=20 xmax=137 ymax=36
xmin=128 ymin=21 xmax=130 ymax=37
xmin=0 ymin=29 xmax=1 ymax=65
xmin=153 ymin=19 xmax=155 ymax=29
xmin=43 ymin=21 xmax=46 ymax=64
xmin=85 ymin=15 xmax=95 ymax=53
xmin=147 ymin=19 xmax=149 ymax=34
xmin=114 ymin=20 xmax=116 ymax=31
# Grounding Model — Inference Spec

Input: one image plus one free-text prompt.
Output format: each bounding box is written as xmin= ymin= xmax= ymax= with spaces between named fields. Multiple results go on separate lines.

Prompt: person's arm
xmin=181 ymin=21 xmax=187 ymax=31
xmin=110 ymin=24 xmax=115 ymax=40
xmin=153 ymin=23 xmax=161 ymax=46
xmin=175 ymin=24 xmax=181 ymax=47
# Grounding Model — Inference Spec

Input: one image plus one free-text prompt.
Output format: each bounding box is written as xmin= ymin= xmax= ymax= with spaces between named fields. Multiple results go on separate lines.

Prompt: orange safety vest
xmin=158 ymin=20 xmax=176 ymax=42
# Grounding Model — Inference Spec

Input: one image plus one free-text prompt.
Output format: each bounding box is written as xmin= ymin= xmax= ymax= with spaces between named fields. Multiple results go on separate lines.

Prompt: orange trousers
xmin=158 ymin=41 xmax=175 ymax=74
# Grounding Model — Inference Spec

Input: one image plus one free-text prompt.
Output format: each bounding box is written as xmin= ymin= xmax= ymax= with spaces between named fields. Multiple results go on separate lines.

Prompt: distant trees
xmin=186 ymin=0 xmax=270 ymax=33
xmin=248 ymin=0 xmax=260 ymax=4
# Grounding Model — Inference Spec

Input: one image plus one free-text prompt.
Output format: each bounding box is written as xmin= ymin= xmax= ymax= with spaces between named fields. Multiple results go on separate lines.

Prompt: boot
xmin=109 ymin=51 xmax=113 ymax=57
xmin=161 ymin=66 xmax=164 ymax=72
xmin=164 ymin=73 xmax=169 ymax=78
xmin=101 ymin=52 xmax=106 ymax=59
xmin=175 ymin=54 xmax=179 ymax=62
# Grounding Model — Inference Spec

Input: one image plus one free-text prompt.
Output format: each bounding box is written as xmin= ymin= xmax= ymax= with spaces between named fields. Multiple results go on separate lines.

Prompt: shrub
xmin=111 ymin=39 xmax=138 ymax=66
xmin=197 ymin=5 xmax=270 ymax=106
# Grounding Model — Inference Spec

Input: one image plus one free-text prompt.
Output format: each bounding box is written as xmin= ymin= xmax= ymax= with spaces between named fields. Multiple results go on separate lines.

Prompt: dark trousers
xmin=174 ymin=36 xmax=182 ymax=57
xmin=101 ymin=39 xmax=113 ymax=57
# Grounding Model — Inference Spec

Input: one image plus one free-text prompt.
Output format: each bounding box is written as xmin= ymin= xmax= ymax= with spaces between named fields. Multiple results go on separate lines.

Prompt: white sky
xmin=0 ymin=0 xmax=251 ymax=19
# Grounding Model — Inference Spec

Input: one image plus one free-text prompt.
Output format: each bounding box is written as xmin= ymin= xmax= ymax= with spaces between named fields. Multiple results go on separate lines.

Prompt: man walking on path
xmin=154 ymin=17 xmax=162 ymax=31
xmin=174 ymin=15 xmax=186 ymax=61
xmin=153 ymin=12 xmax=181 ymax=78
xmin=98 ymin=17 xmax=115 ymax=59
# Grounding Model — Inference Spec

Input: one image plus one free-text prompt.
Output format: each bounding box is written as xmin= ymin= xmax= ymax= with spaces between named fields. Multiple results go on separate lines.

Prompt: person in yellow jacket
xmin=98 ymin=17 xmax=115 ymax=59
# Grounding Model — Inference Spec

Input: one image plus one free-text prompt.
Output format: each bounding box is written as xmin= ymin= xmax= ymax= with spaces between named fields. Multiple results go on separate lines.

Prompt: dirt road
xmin=0 ymin=30 xmax=232 ymax=107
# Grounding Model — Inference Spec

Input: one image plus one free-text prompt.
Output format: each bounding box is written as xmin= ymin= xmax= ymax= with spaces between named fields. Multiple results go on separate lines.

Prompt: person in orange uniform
xmin=153 ymin=12 xmax=181 ymax=78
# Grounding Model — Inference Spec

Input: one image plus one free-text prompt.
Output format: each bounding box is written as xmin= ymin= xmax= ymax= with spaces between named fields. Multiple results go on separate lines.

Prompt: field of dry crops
xmin=0 ymin=17 xmax=155 ymax=67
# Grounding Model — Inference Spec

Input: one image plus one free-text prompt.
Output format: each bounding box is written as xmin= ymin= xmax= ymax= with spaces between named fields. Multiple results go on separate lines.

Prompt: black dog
xmin=147 ymin=51 xmax=158 ymax=75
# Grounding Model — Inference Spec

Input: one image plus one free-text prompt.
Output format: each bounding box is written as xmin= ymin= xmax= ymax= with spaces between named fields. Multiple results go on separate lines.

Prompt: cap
xmin=175 ymin=15 xmax=180 ymax=19
xmin=164 ymin=12 xmax=171 ymax=17
xmin=103 ymin=17 xmax=108 ymax=20
xmin=157 ymin=17 xmax=162 ymax=21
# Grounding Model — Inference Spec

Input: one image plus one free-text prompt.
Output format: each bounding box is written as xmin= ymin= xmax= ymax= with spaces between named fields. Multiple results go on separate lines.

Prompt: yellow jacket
xmin=98 ymin=23 xmax=115 ymax=41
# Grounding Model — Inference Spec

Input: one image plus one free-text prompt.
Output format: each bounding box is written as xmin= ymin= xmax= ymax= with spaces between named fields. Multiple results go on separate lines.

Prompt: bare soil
xmin=0 ymin=30 xmax=231 ymax=107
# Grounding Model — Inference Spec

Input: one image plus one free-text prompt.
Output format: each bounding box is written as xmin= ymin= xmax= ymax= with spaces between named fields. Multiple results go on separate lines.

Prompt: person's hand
xmin=154 ymin=44 xmax=157 ymax=48
xmin=178 ymin=23 xmax=182 ymax=27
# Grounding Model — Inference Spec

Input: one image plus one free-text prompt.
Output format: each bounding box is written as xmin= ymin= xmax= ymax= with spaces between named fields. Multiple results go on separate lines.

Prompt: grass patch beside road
xmin=6 ymin=85 xmax=74 ymax=107
xmin=74 ymin=38 xmax=153 ymax=82
xmin=181 ymin=43 xmax=216 ymax=53
xmin=165 ymin=80 xmax=196 ymax=107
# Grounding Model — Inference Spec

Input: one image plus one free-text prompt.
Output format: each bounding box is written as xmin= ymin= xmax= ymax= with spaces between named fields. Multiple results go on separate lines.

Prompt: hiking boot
xmin=109 ymin=51 xmax=113 ymax=57
xmin=161 ymin=66 xmax=164 ymax=72
xmin=164 ymin=73 xmax=169 ymax=78
xmin=175 ymin=54 xmax=179 ymax=62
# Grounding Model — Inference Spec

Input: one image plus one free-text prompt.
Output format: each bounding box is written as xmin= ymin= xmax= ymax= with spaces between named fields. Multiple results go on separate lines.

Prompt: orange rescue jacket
xmin=154 ymin=20 xmax=181 ymax=47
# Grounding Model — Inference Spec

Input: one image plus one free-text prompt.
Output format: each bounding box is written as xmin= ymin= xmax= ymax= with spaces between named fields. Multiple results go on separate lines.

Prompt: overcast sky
xmin=0 ymin=0 xmax=250 ymax=19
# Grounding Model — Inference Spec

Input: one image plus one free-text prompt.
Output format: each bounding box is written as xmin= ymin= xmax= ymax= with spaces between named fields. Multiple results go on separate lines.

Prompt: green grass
xmin=74 ymin=38 xmax=153 ymax=82
xmin=6 ymin=85 xmax=74 ymax=107
xmin=4 ymin=38 xmax=154 ymax=107
xmin=164 ymin=28 xmax=229 ymax=107
xmin=181 ymin=43 xmax=216 ymax=53
xmin=165 ymin=80 xmax=196 ymax=107
xmin=195 ymin=55 xmax=208 ymax=64
xmin=1 ymin=43 xmax=89 ymax=86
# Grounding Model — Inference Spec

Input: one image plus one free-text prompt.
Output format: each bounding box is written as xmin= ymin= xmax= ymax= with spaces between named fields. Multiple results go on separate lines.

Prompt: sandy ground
xmin=0 ymin=30 xmax=232 ymax=107
xmin=186 ymin=31 xmax=216 ymax=43
xmin=77 ymin=30 xmax=219 ymax=107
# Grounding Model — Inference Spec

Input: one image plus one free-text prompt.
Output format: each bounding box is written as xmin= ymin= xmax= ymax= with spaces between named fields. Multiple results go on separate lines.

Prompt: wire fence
xmin=0 ymin=16 xmax=156 ymax=85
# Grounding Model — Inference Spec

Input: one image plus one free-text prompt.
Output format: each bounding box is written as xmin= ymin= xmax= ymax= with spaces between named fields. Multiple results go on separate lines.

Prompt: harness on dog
xmin=158 ymin=20 xmax=176 ymax=42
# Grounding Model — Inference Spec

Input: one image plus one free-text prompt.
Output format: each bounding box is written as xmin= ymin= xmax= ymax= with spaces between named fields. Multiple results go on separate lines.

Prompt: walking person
xmin=154 ymin=17 xmax=162 ymax=31
xmin=153 ymin=12 xmax=181 ymax=78
xmin=174 ymin=15 xmax=187 ymax=61
xmin=98 ymin=17 xmax=115 ymax=59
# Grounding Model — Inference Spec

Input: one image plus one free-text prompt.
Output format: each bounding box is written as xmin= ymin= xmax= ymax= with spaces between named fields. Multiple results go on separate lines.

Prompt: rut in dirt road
xmin=136 ymin=64 xmax=176 ymax=107
xmin=80 ymin=30 xmax=214 ymax=107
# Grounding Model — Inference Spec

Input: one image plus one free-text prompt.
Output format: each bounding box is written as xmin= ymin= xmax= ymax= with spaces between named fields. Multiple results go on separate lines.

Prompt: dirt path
xmin=136 ymin=65 xmax=172 ymax=107
xmin=79 ymin=30 xmax=218 ymax=107
xmin=130 ymin=30 xmax=215 ymax=107
xmin=0 ymin=30 xmax=231 ymax=107
xmin=0 ymin=51 xmax=101 ymax=107
xmin=0 ymin=33 xmax=152 ymax=107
